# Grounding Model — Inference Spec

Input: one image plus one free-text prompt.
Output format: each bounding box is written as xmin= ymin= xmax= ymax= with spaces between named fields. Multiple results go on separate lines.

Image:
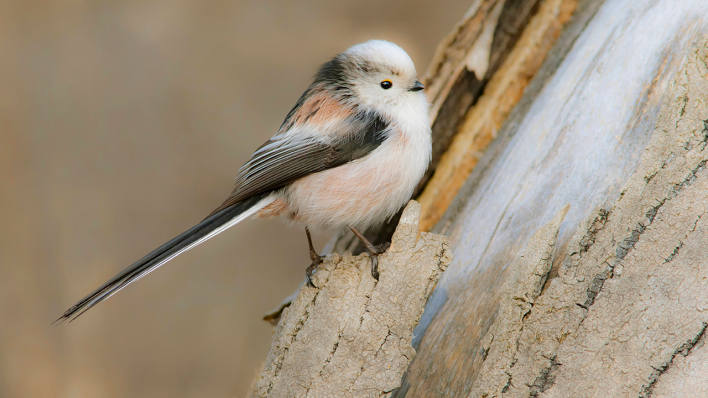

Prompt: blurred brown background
xmin=0 ymin=1 xmax=470 ymax=397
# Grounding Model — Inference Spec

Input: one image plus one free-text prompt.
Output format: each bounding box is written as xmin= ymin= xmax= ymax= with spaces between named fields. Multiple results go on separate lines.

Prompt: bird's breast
xmin=279 ymin=122 xmax=431 ymax=231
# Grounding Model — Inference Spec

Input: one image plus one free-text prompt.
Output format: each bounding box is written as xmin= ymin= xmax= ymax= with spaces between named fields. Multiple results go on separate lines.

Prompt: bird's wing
xmin=208 ymin=108 xmax=390 ymax=216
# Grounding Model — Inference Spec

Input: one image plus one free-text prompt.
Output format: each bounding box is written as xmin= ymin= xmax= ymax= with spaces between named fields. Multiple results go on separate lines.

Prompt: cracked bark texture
xmin=471 ymin=35 xmax=708 ymax=397
xmin=250 ymin=201 xmax=452 ymax=398
xmin=391 ymin=1 xmax=708 ymax=397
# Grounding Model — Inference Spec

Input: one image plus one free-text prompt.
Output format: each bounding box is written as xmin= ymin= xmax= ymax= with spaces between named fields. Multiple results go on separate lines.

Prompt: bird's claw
xmin=306 ymin=254 xmax=324 ymax=288
xmin=374 ymin=242 xmax=390 ymax=254
xmin=369 ymin=253 xmax=380 ymax=280
xmin=368 ymin=242 xmax=390 ymax=280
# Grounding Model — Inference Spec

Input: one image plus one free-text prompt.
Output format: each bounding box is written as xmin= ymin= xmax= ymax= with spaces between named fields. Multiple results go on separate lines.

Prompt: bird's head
xmin=314 ymin=40 xmax=425 ymax=115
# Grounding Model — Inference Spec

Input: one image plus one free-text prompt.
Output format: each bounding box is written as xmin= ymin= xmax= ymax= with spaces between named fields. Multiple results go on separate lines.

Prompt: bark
xmin=250 ymin=202 xmax=452 ymax=397
xmin=467 ymin=35 xmax=708 ymax=397
xmin=394 ymin=0 xmax=708 ymax=396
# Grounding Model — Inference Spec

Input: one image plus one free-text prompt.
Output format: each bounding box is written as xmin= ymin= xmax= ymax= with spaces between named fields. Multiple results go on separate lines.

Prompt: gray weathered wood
xmin=395 ymin=0 xmax=708 ymax=396
xmin=470 ymin=38 xmax=708 ymax=397
xmin=250 ymin=201 xmax=452 ymax=398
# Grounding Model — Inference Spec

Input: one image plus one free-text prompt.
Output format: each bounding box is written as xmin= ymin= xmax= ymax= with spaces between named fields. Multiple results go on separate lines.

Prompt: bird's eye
xmin=380 ymin=79 xmax=393 ymax=89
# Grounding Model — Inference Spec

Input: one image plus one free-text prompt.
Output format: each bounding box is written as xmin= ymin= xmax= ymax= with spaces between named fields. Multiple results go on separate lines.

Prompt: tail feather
xmin=55 ymin=192 xmax=275 ymax=323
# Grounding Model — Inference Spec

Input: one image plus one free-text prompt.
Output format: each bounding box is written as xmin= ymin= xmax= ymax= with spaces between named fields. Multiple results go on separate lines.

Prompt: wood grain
xmin=417 ymin=0 xmax=577 ymax=231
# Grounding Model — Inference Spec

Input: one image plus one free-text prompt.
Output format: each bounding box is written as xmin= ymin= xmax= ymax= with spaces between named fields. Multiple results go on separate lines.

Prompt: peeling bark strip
xmin=422 ymin=0 xmax=543 ymax=183
xmin=250 ymin=201 xmax=451 ymax=398
xmin=417 ymin=0 xmax=577 ymax=231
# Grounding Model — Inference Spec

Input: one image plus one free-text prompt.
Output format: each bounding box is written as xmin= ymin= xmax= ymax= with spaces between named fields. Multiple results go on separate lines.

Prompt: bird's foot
xmin=305 ymin=257 xmax=324 ymax=288
xmin=349 ymin=226 xmax=391 ymax=281
xmin=375 ymin=242 xmax=390 ymax=254
xmin=305 ymin=227 xmax=324 ymax=288
xmin=306 ymin=245 xmax=325 ymax=288
xmin=366 ymin=243 xmax=390 ymax=280
xmin=368 ymin=253 xmax=380 ymax=280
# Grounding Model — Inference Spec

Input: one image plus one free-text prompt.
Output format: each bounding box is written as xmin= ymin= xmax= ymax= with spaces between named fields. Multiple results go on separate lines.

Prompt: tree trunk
xmin=254 ymin=0 xmax=708 ymax=396
xmin=394 ymin=0 xmax=708 ymax=396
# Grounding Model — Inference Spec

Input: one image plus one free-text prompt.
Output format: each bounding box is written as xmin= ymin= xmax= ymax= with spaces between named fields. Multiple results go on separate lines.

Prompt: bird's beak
xmin=408 ymin=80 xmax=425 ymax=92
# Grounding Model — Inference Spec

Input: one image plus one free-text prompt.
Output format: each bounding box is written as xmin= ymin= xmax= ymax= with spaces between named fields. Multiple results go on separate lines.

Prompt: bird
xmin=56 ymin=40 xmax=431 ymax=323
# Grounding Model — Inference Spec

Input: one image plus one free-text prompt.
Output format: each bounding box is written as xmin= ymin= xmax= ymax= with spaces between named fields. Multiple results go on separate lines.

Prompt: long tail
xmin=55 ymin=192 xmax=275 ymax=323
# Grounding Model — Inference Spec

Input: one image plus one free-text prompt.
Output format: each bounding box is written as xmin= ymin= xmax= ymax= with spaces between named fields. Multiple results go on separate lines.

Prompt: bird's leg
xmin=349 ymin=226 xmax=388 ymax=280
xmin=305 ymin=227 xmax=324 ymax=288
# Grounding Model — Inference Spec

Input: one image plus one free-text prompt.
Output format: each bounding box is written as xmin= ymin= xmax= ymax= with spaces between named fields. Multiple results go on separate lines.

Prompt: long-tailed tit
xmin=58 ymin=40 xmax=431 ymax=322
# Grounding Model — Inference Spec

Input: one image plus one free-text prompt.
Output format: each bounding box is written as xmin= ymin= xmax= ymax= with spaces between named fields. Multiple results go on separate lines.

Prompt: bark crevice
xmin=638 ymin=323 xmax=708 ymax=398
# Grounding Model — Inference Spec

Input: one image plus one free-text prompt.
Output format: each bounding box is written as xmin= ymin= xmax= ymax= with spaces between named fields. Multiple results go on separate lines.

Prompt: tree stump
xmin=250 ymin=201 xmax=452 ymax=398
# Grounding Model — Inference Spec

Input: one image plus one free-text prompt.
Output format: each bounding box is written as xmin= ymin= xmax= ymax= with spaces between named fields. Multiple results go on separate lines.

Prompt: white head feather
xmin=339 ymin=40 xmax=424 ymax=115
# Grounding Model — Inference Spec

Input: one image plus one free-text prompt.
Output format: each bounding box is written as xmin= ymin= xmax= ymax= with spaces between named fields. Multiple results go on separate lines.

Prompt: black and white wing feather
xmin=209 ymin=110 xmax=389 ymax=215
